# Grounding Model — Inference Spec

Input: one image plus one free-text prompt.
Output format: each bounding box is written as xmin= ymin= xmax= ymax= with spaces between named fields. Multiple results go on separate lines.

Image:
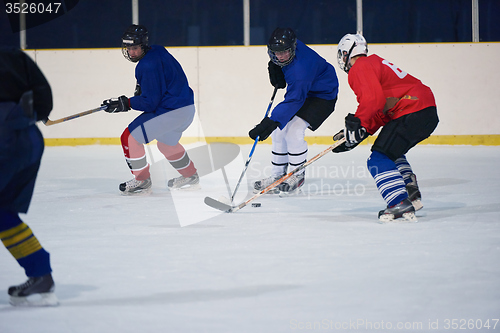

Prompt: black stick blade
xmin=204 ymin=197 xmax=233 ymax=212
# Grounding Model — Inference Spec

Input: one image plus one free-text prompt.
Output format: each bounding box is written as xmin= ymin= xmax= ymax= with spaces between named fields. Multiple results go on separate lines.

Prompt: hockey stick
xmin=42 ymin=105 xmax=106 ymax=126
xmin=230 ymin=87 xmax=279 ymax=202
xmin=205 ymin=137 xmax=347 ymax=213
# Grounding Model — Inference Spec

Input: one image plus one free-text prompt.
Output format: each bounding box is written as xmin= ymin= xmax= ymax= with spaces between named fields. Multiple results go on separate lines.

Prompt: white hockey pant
xmin=270 ymin=116 xmax=309 ymax=177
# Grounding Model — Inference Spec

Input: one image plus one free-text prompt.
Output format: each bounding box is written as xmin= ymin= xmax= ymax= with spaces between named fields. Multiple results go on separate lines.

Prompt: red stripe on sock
xmin=121 ymin=128 xmax=150 ymax=180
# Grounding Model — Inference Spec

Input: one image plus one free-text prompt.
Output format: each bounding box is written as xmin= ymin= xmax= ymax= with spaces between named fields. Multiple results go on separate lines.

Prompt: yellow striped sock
xmin=0 ymin=223 xmax=43 ymax=260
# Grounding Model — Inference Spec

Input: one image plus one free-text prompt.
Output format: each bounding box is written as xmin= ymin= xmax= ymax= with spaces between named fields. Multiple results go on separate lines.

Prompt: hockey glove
xmin=332 ymin=114 xmax=369 ymax=153
xmin=102 ymin=95 xmax=130 ymax=113
xmin=344 ymin=113 xmax=368 ymax=146
xmin=249 ymin=117 xmax=280 ymax=141
xmin=268 ymin=61 xmax=286 ymax=89
xmin=331 ymin=129 xmax=352 ymax=153
xmin=134 ymin=83 xmax=141 ymax=96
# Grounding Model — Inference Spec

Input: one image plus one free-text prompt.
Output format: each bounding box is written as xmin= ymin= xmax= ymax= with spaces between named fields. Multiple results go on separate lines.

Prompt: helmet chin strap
xmin=344 ymin=41 xmax=357 ymax=73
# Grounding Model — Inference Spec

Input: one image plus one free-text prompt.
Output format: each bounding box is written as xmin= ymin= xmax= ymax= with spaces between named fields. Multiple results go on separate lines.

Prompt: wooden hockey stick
xmin=42 ymin=106 xmax=106 ymax=126
xmin=204 ymin=137 xmax=347 ymax=213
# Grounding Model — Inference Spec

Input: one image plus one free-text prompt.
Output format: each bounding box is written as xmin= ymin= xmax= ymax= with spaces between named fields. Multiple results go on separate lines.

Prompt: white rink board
xmin=28 ymin=43 xmax=500 ymax=139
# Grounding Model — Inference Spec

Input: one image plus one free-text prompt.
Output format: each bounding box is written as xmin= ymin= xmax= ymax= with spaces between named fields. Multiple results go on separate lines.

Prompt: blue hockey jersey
xmin=270 ymin=40 xmax=338 ymax=128
xmin=129 ymin=45 xmax=194 ymax=114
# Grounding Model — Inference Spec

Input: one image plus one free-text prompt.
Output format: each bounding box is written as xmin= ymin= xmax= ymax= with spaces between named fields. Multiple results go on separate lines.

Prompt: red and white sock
xmin=157 ymin=142 xmax=197 ymax=178
xmin=121 ymin=128 xmax=150 ymax=181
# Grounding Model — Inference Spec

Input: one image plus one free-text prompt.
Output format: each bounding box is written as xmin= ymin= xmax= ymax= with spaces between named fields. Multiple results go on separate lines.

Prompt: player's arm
xmin=23 ymin=50 xmax=53 ymax=121
xmin=348 ymin=64 xmax=386 ymax=135
xmin=332 ymin=64 xmax=383 ymax=153
xmin=129 ymin=59 xmax=168 ymax=112
xmin=268 ymin=61 xmax=286 ymax=89
xmin=269 ymin=80 xmax=310 ymax=127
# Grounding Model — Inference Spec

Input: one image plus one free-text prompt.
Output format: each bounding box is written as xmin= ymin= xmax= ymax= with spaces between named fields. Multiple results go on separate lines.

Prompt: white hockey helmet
xmin=337 ymin=34 xmax=368 ymax=73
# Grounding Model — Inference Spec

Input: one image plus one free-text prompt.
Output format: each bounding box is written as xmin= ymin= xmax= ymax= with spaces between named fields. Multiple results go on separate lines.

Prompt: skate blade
xmin=411 ymin=199 xmax=423 ymax=211
xmin=278 ymin=188 xmax=303 ymax=197
xmin=120 ymin=187 xmax=152 ymax=196
xmin=169 ymin=183 xmax=201 ymax=191
xmin=378 ymin=212 xmax=418 ymax=224
xmin=10 ymin=292 xmax=59 ymax=307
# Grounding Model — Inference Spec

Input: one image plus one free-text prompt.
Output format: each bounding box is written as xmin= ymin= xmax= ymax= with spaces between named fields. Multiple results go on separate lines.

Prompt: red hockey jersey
xmin=348 ymin=54 xmax=436 ymax=134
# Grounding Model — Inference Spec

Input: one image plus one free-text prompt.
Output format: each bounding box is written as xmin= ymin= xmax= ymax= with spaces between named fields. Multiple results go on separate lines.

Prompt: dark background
xmin=1 ymin=0 xmax=499 ymax=49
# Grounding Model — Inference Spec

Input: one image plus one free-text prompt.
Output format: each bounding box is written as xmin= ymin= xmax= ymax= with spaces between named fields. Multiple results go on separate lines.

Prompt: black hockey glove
xmin=249 ymin=117 xmax=280 ymax=141
xmin=268 ymin=61 xmax=286 ymax=89
xmin=134 ymin=83 xmax=141 ymax=96
xmin=331 ymin=129 xmax=352 ymax=153
xmin=102 ymin=95 xmax=130 ymax=113
xmin=332 ymin=114 xmax=369 ymax=153
xmin=344 ymin=113 xmax=368 ymax=145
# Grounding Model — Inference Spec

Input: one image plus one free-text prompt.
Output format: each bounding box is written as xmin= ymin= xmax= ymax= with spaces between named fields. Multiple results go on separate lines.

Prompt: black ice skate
xmin=279 ymin=172 xmax=305 ymax=194
xmin=8 ymin=273 xmax=58 ymax=307
xmin=406 ymin=173 xmax=423 ymax=211
xmin=119 ymin=177 xmax=152 ymax=195
xmin=168 ymin=172 xmax=200 ymax=190
xmin=253 ymin=175 xmax=283 ymax=194
xmin=378 ymin=198 xmax=417 ymax=223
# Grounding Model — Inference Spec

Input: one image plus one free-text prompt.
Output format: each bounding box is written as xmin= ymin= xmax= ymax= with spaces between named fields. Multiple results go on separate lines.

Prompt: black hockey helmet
xmin=121 ymin=24 xmax=149 ymax=62
xmin=267 ymin=27 xmax=297 ymax=67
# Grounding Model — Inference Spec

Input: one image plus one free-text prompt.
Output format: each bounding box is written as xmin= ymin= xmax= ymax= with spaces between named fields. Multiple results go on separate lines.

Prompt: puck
xmin=251 ymin=203 xmax=261 ymax=207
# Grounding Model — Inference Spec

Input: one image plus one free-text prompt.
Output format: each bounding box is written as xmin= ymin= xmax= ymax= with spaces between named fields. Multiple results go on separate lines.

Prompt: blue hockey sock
xmin=367 ymin=151 xmax=408 ymax=206
xmin=0 ymin=210 xmax=52 ymax=277
xmin=395 ymin=155 xmax=413 ymax=185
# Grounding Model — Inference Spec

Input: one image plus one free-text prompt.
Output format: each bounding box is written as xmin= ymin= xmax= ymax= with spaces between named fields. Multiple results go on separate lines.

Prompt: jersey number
xmin=382 ymin=60 xmax=407 ymax=79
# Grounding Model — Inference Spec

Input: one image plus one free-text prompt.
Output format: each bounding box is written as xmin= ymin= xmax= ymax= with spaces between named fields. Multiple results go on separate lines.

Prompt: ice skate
xmin=119 ymin=177 xmax=152 ymax=195
xmin=253 ymin=174 xmax=283 ymax=194
xmin=406 ymin=173 xmax=423 ymax=211
xmin=168 ymin=172 xmax=200 ymax=190
xmin=278 ymin=172 xmax=305 ymax=195
xmin=8 ymin=274 xmax=58 ymax=307
xmin=378 ymin=198 xmax=417 ymax=223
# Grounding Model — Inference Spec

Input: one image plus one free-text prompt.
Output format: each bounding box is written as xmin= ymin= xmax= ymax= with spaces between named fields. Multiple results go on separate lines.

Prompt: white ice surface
xmin=1 ymin=143 xmax=499 ymax=333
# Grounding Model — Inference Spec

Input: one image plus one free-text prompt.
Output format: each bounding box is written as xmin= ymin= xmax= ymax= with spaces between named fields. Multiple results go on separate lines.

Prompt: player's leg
xmin=150 ymin=105 xmax=199 ymax=189
xmin=119 ymin=127 xmax=152 ymax=195
xmin=372 ymin=106 xmax=438 ymax=213
xmin=126 ymin=105 xmax=198 ymax=190
xmin=279 ymin=116 xmax=309 ymax=192
xmin=0 ymin=125 xmax=57 ymax=306
xmin=395 ymin=155 xmax=422 ymax=210
xmin=367 ymin=151 xmax=415 ymax=222
xmin=277 ymin=97 xmax=336 ymax=193
xmin=253 ymin=125 xmax=287 ymax=193
xmin=0 ymin=210 xmax=57 ymax=306
xmin=157 ymin=141 xmax=199 ymax=189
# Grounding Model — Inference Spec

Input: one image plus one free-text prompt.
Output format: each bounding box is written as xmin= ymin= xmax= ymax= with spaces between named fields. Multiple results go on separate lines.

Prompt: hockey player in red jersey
xmin=332 ymin=34 xmax=439 ymax=222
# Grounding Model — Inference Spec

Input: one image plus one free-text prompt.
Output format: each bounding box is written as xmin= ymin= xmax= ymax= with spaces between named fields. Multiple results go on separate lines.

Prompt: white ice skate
xmin=253 ymin=175 xmax=283 ymax=194
xmin=168 ymin=172 xmax=200 ymax=190
xmin=278 ymin=172 xmax=304 ymax=196
xmin=119 ymin=177 xmax=152 ymax=195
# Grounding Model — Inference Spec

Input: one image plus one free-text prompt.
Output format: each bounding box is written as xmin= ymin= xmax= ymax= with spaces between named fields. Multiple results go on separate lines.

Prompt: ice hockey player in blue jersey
xmin=102 ymin=25 xmax=199 ymax=194
xmin=0 ymin=47 xmax=58 ymax=306
xmin=249 ymin=27 xmax=339 ymax=194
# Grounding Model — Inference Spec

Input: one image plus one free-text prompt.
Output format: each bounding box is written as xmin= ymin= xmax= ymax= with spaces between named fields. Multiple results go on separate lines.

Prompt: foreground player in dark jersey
xmin=249 ymin=28 xmax=339 ymax=194
xmin=332 ymin=34 xmax=439 ymax=222
xmin=0 ymin=47 xmax=58 ymax=306
xmin=102 ymin=25 xmax=199 ymax=194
